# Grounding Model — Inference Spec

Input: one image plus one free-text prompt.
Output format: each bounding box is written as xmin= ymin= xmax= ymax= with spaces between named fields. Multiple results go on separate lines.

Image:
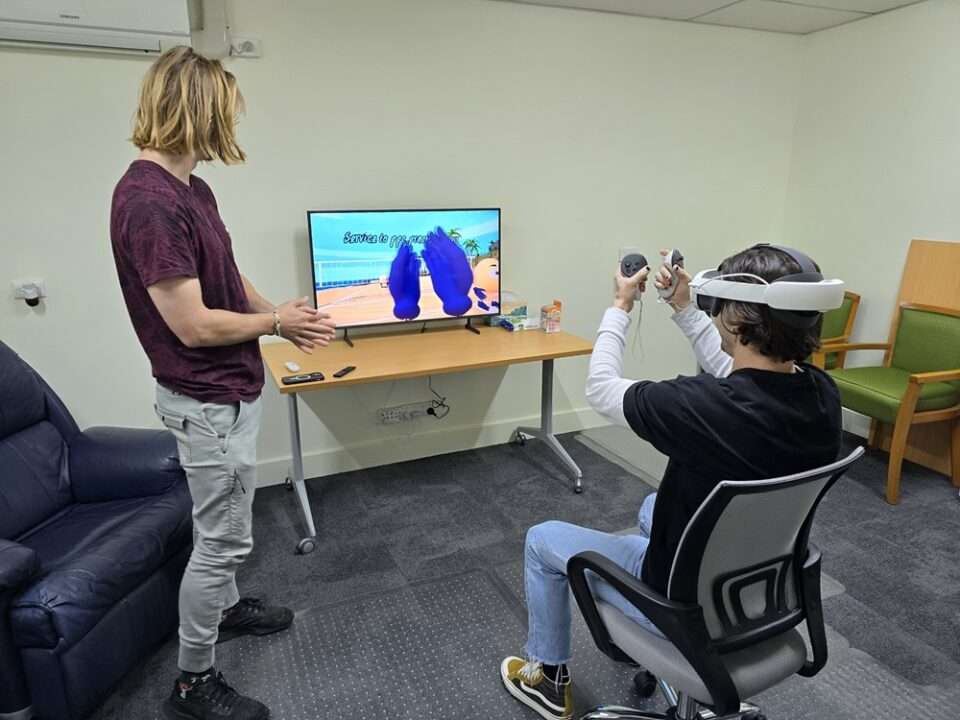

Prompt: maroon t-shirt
xmin=111 ymin=160 xmax=264 ymax=403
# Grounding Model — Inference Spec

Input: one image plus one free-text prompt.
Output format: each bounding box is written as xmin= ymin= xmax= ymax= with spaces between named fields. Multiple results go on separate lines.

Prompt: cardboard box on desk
xmin=496 ymin=315 xmax=541 ymax=332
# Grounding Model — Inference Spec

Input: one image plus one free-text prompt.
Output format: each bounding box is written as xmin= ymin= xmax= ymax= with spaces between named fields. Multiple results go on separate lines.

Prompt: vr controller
xmin=657 ymin=249 xmax=684 ymax=301
xmin=618 ymin=248 xmax=648 ymax=301
xmin=619 ymin=248 xmax=684 ymax=301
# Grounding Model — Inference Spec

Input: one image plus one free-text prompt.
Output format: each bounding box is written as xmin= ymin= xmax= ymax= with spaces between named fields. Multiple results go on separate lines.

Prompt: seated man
xmin=500 ymin=245 xmax=843 ymax=720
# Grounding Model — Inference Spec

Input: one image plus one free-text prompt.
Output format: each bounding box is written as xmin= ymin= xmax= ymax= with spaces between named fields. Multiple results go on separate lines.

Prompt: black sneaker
xmin=218 ymin=597 xmax=294 ymax=643
xmin=501 ymin=656 xmax=572 ymax=720
xmin=162 ymin=670 xmax=269 ymax=720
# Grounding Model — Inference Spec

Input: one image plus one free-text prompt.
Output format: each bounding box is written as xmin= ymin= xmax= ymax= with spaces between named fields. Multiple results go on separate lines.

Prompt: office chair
xmin=567 ymin=447 xmax=864 ymax=720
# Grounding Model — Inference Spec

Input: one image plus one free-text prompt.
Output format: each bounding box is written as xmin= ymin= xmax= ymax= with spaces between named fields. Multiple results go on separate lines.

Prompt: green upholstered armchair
xmin=819 ymin=291 xmax=861 ymax=370
xmin=814 ymin=303 xmax=960 ymax=505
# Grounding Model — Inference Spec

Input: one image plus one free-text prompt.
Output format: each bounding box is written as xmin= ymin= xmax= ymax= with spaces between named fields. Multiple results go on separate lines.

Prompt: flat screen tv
xmin=307 ymin=208 xmax=501 ymax=330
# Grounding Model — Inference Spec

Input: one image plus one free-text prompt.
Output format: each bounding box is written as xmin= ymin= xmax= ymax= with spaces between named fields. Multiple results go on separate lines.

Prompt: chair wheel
xmin=633 ymin=670 xmax=656 ymax=698
xmin=296 ymin=538 xmax=317 ymax=555
xmin=741 ymin=713 xmax=767 ymax=720
xmin=513 ymin=431 xmax=526 ymax=446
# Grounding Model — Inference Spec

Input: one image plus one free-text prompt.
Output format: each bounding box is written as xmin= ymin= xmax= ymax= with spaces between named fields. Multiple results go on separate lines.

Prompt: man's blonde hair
xmin=132 ymin=46 xmax=246 ymax=164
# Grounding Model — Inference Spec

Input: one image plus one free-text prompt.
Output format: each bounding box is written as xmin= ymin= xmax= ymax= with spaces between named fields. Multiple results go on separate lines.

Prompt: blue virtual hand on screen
xmin=389 ymin=243 xmax=422 ymax=320
xmin=422 ymin=227 xmax=473 ymax=316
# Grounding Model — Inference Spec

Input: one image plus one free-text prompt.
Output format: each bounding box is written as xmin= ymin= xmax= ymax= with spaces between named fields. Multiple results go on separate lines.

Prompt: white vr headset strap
xmin=690 ymin=271 xmax=845 ymax=312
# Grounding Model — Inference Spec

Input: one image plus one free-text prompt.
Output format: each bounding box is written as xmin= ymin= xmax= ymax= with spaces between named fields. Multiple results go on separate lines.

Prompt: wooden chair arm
xmin=820 ymin=335 xmax=850 ymax=346
xmin=909 ymin=369 xmax=960 ymax=385
xmin=819 ymin=342 xmax=890 ymax=354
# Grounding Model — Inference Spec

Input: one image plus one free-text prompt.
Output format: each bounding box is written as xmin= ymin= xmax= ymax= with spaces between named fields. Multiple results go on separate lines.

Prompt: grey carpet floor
xmin=90 ymin=432 xmax=960 ymax=719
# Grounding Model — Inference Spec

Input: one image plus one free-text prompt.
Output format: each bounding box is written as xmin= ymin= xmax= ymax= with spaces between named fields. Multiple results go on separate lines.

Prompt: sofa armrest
xmin=70 ymin=427 xmax=185 ymax=503
xmin=0 ymin=539 xmax=38 ymax=594
xmin=0 ymin=540 xmax=37 ymax=714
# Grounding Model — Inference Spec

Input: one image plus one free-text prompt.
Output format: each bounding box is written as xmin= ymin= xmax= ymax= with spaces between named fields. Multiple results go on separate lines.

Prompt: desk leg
xmin=287 ymin=394 xmax=318 ymax=554
xmin=514 ymin=359 xmax=584 ymax=493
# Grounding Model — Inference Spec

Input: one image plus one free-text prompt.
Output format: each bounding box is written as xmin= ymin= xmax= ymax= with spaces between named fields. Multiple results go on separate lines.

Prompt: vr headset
xmin=688 ymin=244 xmax=845 ymax=329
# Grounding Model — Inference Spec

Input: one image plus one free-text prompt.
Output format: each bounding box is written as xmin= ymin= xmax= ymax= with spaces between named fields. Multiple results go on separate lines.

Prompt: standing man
xmin=111 ymin=46 xmax=335 ymax=720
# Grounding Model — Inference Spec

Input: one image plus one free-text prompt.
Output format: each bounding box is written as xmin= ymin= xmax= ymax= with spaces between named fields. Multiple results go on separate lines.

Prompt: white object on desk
xmin=284 ymin=361 xmax=301 ymax=372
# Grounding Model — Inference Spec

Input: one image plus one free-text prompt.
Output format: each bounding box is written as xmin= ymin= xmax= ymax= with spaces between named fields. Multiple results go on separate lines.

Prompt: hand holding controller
xmin=654 ymin=248 xmax=692 ymax=310
xmin=656 ymin=249 xmax=685 ymax=301
xmin=615 ymin=250 xmax=649 ymax=312
xmin=619 ymin=251 xmax=649 ymax=302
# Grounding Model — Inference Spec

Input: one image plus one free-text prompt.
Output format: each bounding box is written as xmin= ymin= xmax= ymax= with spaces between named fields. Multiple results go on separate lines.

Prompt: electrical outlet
xmin=229 ymin=35 xmax=262 ymax=58
xmin=377 ymin=401 xmax=434 ymax=424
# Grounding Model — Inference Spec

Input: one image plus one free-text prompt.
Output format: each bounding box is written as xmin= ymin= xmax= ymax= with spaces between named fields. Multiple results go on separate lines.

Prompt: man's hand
xmin=277 ymin=297 xmax=337 ymax=354
xmin=654 ymin=248 xmax=693 ymax=311
xmin=614 ymin=265 xmax=648 ymax=314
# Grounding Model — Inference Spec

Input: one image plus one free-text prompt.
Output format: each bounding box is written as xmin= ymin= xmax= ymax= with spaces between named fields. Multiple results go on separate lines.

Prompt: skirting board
xmin=252 ymin=406 xmax=875 ymax=488
xmin=255 ymin=406 xmax=608 ymax=487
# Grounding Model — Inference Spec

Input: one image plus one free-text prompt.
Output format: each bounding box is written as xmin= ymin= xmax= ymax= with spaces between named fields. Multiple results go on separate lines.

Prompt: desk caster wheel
xmin=296 ymin=537 xmax=317 ymax=555
xmin=284 ymin=477 xmax=293 ymax=492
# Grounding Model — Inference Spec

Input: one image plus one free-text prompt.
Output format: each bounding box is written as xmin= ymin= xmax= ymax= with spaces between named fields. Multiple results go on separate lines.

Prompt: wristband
xmin=272 ymin=309 xmax=281 ymax=337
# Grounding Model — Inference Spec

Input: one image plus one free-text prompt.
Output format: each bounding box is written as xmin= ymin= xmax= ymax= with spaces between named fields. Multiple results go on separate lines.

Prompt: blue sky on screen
xmin=309 ymin=209 xmax=500 ymax=262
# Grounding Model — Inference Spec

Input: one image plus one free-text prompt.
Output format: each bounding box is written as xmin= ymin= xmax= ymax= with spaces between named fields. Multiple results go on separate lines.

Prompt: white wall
xmin=783 ymin=0 xmax=960 ymax=437
xmin=1 ymin=0 xmax=801 ymax=484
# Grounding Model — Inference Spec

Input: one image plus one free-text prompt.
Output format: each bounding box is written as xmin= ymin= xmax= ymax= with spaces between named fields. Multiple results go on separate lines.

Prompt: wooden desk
xmin=261 ymin=325 xmax=594 ymax=554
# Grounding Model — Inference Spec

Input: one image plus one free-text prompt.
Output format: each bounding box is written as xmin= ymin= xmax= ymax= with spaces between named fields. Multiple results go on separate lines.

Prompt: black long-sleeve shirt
xmin=587 ymin=306 xmax=842 ymax=596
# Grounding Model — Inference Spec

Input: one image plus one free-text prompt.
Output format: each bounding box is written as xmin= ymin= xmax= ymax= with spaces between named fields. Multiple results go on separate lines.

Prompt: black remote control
xmin=333 ymin=365 xmax=356 ymax=378
xmin=282 ymin=372 xmax=325 ymax=385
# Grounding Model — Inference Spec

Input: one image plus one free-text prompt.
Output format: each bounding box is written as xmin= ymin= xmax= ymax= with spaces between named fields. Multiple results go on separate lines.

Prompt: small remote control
xmin=619 ymin=248 xmax=649 ymax=301
xmin=333 ymin=365 xmax=356 ymax=378
xmin=657 ymin=249 xmax=685 ymax=301
xmin=282 ymin=372 xmax=325 ymax=385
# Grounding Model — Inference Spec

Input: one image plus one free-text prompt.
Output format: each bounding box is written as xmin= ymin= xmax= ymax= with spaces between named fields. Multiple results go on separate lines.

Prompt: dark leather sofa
xmin=0 ymin=341 xmax=192 ymax=720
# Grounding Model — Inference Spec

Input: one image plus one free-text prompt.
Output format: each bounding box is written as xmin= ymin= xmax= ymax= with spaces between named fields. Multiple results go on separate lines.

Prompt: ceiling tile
xmin=499 ymin=1 xmax=739 ymax=21
xmin=790 ymin=1 xmax=922 ymax=11
xmin=696 ymin=0 xmax=868 ymax=33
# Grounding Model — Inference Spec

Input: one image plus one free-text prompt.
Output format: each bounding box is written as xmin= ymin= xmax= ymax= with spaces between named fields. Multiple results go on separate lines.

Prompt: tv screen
xmin=307 ymin=208 xmax=501 ymax=329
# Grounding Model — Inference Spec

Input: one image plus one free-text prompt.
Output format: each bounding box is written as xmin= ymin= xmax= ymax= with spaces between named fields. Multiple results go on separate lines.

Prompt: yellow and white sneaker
xmin=500 ymin=656 xmax=573 ymax=720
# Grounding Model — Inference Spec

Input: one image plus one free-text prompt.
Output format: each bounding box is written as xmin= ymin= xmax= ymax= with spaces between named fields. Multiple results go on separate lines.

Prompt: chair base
xmin=578 ymin=703 xmax=764 ymax=720
xmin=579 ymin=707 xmax=667 ymax=719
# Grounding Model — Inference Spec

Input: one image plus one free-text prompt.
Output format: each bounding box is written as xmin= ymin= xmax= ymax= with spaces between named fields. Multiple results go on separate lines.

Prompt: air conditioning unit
xmin=0 ymin=0 xmax=194 ymax=55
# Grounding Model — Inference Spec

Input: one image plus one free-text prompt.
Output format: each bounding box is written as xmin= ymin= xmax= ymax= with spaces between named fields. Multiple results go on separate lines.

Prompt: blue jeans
xmin=524 ymin=493 xmax=659 ymax=665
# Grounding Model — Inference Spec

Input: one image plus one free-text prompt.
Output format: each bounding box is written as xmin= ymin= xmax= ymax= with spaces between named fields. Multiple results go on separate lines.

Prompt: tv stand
xmin=343 ymin=328 xmax=354 ymax=348
xmin=465 ymin=317 xmax=481 ymax=335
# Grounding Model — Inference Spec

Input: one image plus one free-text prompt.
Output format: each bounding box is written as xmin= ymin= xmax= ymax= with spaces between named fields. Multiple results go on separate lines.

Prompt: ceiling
xmin=491 ymin=0 xmax=926 ymax=35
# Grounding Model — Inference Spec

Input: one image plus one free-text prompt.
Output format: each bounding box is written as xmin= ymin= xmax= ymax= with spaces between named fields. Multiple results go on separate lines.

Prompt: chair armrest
xmin=812 ymin=341 xmax=888 ymax=369
xmin=70 ymin=427 xmax=185 ymax=503
xmin=910 ymin=369 xmax=960 ymax=385
xmin=568 ymin=551 xmax=741 ymax=715
xmin=818 ymin=342 xmax=890 ymax=354
xmin=0 ymin=539 xmax=39 ymax=594
xmin=819 ymin=335 xmax=849 ymax=346
xmin=797 ymin=546 xmax=827 ymax=677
